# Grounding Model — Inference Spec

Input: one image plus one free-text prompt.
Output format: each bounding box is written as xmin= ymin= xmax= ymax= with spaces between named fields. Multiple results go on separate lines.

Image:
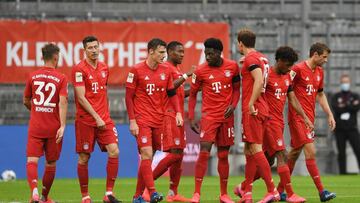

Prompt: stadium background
xmin=1 ymin=0 xmax=360 ymax=180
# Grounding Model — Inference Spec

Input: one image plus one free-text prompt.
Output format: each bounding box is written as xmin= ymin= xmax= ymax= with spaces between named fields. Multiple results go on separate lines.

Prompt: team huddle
xmin=23 ymin=28 xmax=336 ymax=203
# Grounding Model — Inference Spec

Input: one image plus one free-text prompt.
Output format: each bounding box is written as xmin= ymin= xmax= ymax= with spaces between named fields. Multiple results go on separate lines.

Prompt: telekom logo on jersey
xmin=212 ymin=82 xmax=222 ymax=93
xmin=306 ymin=84 xmax=316 ymax=95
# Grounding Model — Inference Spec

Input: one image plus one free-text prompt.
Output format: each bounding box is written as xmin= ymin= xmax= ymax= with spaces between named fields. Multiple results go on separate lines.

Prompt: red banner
xmin=0 ymin=20 xmax=229 ymax=84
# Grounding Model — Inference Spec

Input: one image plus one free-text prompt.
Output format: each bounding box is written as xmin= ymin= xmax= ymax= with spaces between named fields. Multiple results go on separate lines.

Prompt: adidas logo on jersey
xmin=89 ymin=75 xmax=93 ymax=79
xmin=274 ymin=82 xmax=278 ymax=86
xmin=145 ymin=76 xmax=150 ymax=80
xmin=209 ymin=75 xmax=214 ymax=79
xmin=305 ymin=76 xmax=310 ymax=81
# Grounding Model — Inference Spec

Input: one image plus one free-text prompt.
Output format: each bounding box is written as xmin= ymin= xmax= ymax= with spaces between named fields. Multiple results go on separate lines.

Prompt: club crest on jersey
xmin=200 ymin=130 xmax=205 ymax=138
xmin=285 ymin=79 xmax=290 ymax=86
xmin=141 ymin=136 xmax=148 ymax=144
xmin=83 ymin=142 xmax=89 ymax=150
xmin=127 ymin=72 xmax=134 ymax=83
xmin=289 ymin=70 xmax=296 ymax=80
xmin=225 ymin=70 xmax=231 ymax=77
xmin=192 ymin=73 xmax=197 ymax=84
xmin=277 ymin=139 xmax=283 ymax=146
xmin=307 ymin=131 xmax=315 ymax=139
xmin=101 ymin=71 xmax=106 ymax=78
xmin=75 ymin=72 xmax=83 ymax=82
xmin=160 ymin=73 xmax=166 ymax=80
xmin=174 ymin=138 xmax=180 ymax=146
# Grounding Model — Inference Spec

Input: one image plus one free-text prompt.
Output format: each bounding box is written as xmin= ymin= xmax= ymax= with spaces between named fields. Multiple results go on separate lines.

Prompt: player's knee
xmin=78 ymin=153 xmax=90 ymax=164
xmin=107 ymin=147 xmax=119 ymax=158
xmin=46 ymin=160 xmax=56 ymax=167
xmin=217 ymin=150 xmax=229 ymax=161
xmin=27 ymin=157 xmax=39 ymax=163
xmin=200 ymin=142 xmax=213 ymax=152
xmin=140 ymin=148 xmax=153 ymax=160
xmin=170 ymin=148 xmax=183 ymax=154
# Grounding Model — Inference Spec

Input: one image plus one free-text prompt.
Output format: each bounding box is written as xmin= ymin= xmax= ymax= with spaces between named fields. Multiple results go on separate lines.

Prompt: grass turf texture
xmin=1 ymin=175 xmax=359 ymax=202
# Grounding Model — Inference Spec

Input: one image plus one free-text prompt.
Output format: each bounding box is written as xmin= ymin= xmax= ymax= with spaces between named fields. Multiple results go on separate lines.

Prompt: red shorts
xmin=137 ymin=125 xmax=163 ymax=151
xmin=26 ymin=135 xmax=63 ymax=161
xmin=242 ymin=113 xmax=269 ymax=144
xmin=75 ymin=120 xmax=118 ymax=153
xmin=263 ymin=122 xmax=286 ymax=156
xmin=162 ymin=114 xmax=186 ymax=151
xmin=199 ymin=117 xmax=234 ymax=147
xmin=288 ymin=119 xmax=315 ymax=149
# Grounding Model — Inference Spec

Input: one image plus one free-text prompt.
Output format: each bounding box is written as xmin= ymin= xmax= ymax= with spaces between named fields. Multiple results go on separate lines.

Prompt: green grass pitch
xmin=1 ymin=175 xmax=359 ymax=202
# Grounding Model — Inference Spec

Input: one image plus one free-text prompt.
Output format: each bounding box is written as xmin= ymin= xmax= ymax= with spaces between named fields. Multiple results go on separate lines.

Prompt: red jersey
xmin=163 ymin=61 xmax=185 ymax=116
xmin=190 ymin=58 xmax=240 ymax=121
xmin=288 ymin=61 xmax=324 ymax=123
xmin=126 ymin=61 xmax=175 ymax=127
xmin=265 ymin=68 xmax=292 ymax=126
xmin=241 ymin=51 xmax=270 ymax=116
xmin=24 ymin=67 xmax=68 ymax=138
xmin=72 ymin=60 xmax=112 ymax=126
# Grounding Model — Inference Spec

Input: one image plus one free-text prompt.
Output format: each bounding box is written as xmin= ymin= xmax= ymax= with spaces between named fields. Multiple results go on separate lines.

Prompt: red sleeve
xmin=72 ymin=65 xmax=85 ymax=87
xmin=244 ymin=55 xmax=261 ymax=71
xmin=169 ymin=94 xmax=181 ymax=113
xmin=125 ymin=87 xmax=136 ymax=120
xmin=59 ymin=76 xmax=68 ymax=97
xmin=289 ymin=64 xmax=300 ymax=83
xmin=125 ymin=68 xmax=137 ymax=89
xmin=24 ymin=76 xmax=32 ymax=98
xmin=188 ymin=69 xmax=201 ymax=120
xmin=167 ymin=70 xmax=175 ymax=90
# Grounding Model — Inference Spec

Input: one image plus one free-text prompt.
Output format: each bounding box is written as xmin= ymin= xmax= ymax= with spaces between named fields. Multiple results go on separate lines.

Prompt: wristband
xmin=182 ymin=73 xmax=188 ymax=80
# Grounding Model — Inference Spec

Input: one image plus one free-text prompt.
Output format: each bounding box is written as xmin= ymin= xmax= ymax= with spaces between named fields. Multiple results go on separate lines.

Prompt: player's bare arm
xmin=173 ymin=66 xmax=195 ymax=89
xmin=317 ymin=91 xmax=336 ymax=131
xmin=288 ymin=91 xmax=314 ymax=131
xmin=23 ymin=97 xmax=31 ymax=110
xmin=249 ymin=67 xmax=263 ymax=115
xmin=56 ymin=95 xmax=68 ymax=143
xmin=74 ymin=86 xmax=105 ymax=130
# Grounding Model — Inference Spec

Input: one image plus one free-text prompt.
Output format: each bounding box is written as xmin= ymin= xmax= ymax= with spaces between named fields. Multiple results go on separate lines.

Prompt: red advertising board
xmin=0 ymin=20 xmax=229 ymax=84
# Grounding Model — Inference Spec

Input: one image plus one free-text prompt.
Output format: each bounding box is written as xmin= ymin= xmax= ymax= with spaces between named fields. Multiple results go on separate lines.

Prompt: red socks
xmin=169 ymin=154 xmax=184 ymax=194
xmin=106 ymin=157 xmax=118 ymax=192
xmin=306 ymin=159 xmax=324 ymax=193
xmin=140 ymin=159 xmax=156 ymax=194
xmin=217 ymin=150 xmax=229 ymax=195
xmin=253 ymin=152 xmax=275 ymax=193
xmin=194 ymin=151 xmax=210 ymax=194
xmin=153 ymin=153 xmax=182 ymax=180
xmin=278 ymin=158 xmax=296 ymax=193
xmin=26 ymin=162 xmax=38 ymax=193
xmin=277 ymin=165 xmax=293 ymax=196
xmin=77 ymin=163 xmax=89 ymax=197
xmin=135 ymin=167 xmax=146 ymax=197
xmin=244 ymin=155 xmax=257 ymax=193
xmin=42 ymin=165 xmax=56 ymax=199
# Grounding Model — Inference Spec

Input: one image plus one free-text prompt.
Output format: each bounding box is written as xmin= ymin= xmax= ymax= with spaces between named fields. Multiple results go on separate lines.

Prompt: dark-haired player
xmin=189 ymin=38 xmax=240 ymax=203
xmin=24 ymin=43 xmax=68 ymax=203
xmin=234 ymin=46 xmax=312 ymax=203
xmin=126 ymin=38 xmax=183 ymax=203
xmin=282 ymin=42 xmax=336 ymax=202
xmin=72 ymin=36 xmax=121 ymax=203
